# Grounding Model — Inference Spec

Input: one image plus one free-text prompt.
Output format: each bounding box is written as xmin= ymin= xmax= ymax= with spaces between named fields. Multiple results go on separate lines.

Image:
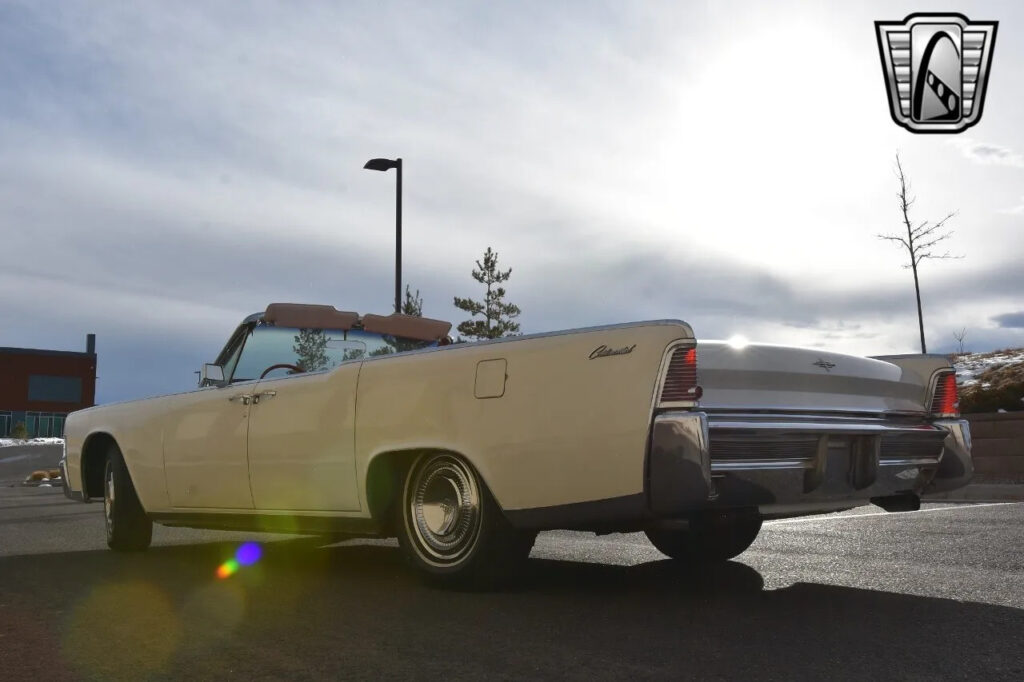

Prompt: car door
xmin=162 ymin=380 xmax=257 ymax=509
xmin=246 ymin=362 xmax=361 ymax=511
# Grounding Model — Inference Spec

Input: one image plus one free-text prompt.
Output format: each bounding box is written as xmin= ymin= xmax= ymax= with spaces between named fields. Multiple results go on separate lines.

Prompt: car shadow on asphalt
xmin=2 ymin=538 xmax=1022 ymax=680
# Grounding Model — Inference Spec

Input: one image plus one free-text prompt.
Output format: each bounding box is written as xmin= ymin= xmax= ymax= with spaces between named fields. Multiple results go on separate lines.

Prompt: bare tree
xmin=878 ymin=153 xmax=961 ymax=353
xmin=953 ymin=327 xmax=968 ymax=355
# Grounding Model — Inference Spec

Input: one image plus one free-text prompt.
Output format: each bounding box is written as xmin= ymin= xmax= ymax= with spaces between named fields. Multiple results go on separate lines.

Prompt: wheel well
xmin=81 ymin=433 xmax=117 ymax=499
xmin=364 ymin=450 xmax=422 ymax=536
xmin=365 ymin=449 xmax=501 ymax=536
xmin=368 ymin=446 xmax=512 ymax=536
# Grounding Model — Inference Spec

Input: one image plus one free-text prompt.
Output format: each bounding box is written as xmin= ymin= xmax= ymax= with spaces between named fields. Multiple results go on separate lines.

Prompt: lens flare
xmin=216 ymin=542 xmax=263 ymax=578
xmin=63 ymin=582 xmax=181 ymax=678
xmin=236 ymin=542 xmax=262 ymax=566
xmin=216 ymin=558 xmax=239 ymax=579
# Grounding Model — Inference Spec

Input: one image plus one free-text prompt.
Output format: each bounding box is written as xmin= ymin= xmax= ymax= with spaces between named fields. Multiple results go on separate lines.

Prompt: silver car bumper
xmin=647 ymin=411 xmax=973 ymax=516
xmin=59 ymin=446 xmax=86 ymax=502
xmin=926 ymin=419 xmax=974 ymax=494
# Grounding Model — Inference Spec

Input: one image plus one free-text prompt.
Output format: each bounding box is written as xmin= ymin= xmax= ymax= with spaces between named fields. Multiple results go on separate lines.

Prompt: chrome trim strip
xmin=879 ymin=457 xmax=941 ymax=467
xmin=870 ymin=353 xmax=955 ymax=361
xmin=701 ymin=406 xmax=929 ymax=419
xmin=707 ymin=419 xmax=943 ymax=435
xmin=659 ymin=400 xmax=699 ymax=409
xmin=704 ymin=410 xmax=929 ymax=421
xmin=711 ymin=459 xmax=811 ymax=472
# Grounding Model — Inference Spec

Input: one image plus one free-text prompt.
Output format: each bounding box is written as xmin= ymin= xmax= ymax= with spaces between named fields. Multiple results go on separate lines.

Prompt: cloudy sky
xmin=1 ymin=0 xmax=1022 ymax=403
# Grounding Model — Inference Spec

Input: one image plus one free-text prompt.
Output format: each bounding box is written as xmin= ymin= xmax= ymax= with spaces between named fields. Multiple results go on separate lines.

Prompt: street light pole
xmin=395 ymin=158 xmax=402 ymax=315
xmin=363 ymin=157 xmax=403 ymax=314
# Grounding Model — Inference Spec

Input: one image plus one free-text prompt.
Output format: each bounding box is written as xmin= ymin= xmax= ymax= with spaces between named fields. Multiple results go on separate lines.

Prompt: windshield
xmin=230 ymin=325 xmax=434 ymax=382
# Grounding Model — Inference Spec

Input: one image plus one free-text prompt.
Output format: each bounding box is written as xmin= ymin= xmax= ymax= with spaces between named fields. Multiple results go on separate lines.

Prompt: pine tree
xmin=293 ymin=328 xmax=329 ymax=371
xmin=371 ymin=285 xmax=428 ymax=355
xmin=453 ymin=247 xmax=521 ymax=340
xmin=402 ymin=285 xmax=423 ymax=317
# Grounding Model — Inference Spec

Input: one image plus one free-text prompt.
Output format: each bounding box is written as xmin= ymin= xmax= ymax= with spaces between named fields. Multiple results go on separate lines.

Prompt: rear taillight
xmin=660 ymin=345 xmax=701 ymax=403
xmin=930 ymin=371 xmax=959 ymax=417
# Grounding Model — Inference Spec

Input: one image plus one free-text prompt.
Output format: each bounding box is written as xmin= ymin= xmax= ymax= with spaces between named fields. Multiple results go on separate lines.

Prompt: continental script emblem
xmin=875 ymin=13 xmax=997 ymax=133
xmin=589 ymin=344 xmax=636 ymax=359
xmin=813 ymin=359 xmax=836 ymax=372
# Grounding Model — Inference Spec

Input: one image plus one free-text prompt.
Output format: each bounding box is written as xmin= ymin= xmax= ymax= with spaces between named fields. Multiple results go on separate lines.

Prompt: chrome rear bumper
xmin=647 ymin=411 xmax=973 ymax=517
xmin=59 ymin=448 xmax=86 ymax=502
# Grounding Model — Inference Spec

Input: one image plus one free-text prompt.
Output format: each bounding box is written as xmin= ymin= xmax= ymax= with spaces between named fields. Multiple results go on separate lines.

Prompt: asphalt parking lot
xmin=2 ymin=446 xmax=1023 ymax=680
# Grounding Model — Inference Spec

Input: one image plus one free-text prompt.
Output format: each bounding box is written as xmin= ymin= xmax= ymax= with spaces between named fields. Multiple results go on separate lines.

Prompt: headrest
xmin=264 ymin=303 xmax=360 ymax=330
xmin=361 ymin=313 xmax=452 ymax=341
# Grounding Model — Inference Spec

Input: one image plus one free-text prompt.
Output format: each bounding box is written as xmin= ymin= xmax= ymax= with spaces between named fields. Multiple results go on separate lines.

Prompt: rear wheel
xmin=104 ymin=445 xmax=152 ymax=551
xmin=645 ymin=511 xmax=761 ymax=563
xmin=396 ymin=452 xmax=535 ymax=586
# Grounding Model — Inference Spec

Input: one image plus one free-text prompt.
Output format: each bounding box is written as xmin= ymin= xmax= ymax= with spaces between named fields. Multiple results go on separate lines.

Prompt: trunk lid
xmin=696 ymin=341 xmax=929 ymax=414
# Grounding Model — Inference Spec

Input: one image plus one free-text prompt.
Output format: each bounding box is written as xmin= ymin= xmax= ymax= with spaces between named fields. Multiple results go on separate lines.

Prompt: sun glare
xmin=727 ymin=335 xmax=749 ymax=350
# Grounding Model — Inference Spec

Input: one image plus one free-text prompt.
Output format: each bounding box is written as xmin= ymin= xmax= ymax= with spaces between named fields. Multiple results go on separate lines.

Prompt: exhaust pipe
xmin=871 ymin=493 xmax=921 ymax=513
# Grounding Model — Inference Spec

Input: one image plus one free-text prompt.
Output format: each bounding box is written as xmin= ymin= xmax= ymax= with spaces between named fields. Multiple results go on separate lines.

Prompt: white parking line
xmin=764 ymin=502 xmax=1019 ymax=525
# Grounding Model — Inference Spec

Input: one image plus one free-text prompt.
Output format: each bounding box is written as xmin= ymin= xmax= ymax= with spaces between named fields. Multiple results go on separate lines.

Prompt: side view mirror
xmin=200 ymin=363 xmax=225 ymax=387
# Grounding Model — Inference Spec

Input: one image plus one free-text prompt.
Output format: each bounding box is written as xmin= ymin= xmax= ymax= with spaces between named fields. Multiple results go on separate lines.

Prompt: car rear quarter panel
xmin=871 ymin=353 xmax=955 ymax=405
xmin=355 ymin=321 xmax=694 ymax=512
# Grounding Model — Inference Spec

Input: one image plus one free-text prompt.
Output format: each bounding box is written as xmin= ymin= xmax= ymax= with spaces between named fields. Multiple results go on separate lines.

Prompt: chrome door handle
xmin=228 ymin=394 xmax=252 ymax=405
xmin=252 ymin=390 xmax=277 ymax=404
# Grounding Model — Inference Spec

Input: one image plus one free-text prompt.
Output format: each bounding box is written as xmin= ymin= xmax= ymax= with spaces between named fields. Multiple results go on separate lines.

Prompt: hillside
xmin=952 ymin=348 xmax=1024 ymax=413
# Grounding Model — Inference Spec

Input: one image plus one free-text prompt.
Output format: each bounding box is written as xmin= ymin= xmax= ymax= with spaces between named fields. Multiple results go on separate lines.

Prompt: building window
xmin=0 ymin=411 xmax=11 ymax=437
xmin=23 ymin=412 xmax=67 ymax=438
xmin=27 ymin=375 xmax=83 ymax=403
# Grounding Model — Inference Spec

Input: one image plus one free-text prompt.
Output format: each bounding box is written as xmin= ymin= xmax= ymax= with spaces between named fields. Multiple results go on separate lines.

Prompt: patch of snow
xmin=953 ymin=348 xmax=1024 ymax=387
xmin=0 ymin=437 xmax=65 ymax=448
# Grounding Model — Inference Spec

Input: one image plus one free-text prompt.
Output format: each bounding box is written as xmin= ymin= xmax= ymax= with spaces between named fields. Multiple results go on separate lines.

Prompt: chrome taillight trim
xmin=927 ymin=369 xmax=959 ymax=418
xmin=656 ymin=342 xmax=699 ymax=407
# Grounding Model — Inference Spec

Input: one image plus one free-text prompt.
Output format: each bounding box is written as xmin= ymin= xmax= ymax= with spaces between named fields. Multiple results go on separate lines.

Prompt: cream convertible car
xmin=62 ymin=304 xmax=973 ymax=583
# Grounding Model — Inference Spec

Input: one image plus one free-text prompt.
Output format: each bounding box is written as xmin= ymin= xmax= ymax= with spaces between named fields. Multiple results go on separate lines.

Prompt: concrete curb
xmin=924 ymin=483 xmax=1024 ymax=503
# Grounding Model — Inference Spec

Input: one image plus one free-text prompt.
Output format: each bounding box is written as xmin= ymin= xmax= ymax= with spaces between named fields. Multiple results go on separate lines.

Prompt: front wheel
xmin=645 ymin=511 xmax=762 ymax=563
xmin=104 ymin=445 xmax=153 ymax=551
xmin=396 ymin=452 xmax=535 ymax=586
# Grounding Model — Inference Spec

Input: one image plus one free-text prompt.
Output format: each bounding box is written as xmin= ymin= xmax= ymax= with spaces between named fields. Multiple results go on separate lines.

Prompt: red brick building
xmin=0 ymin=334 xmax=96 ymax=438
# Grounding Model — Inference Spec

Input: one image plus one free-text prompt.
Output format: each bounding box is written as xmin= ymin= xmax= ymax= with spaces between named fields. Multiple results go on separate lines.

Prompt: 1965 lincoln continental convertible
xmin=61 ymin=303 xmax=972 ymax=583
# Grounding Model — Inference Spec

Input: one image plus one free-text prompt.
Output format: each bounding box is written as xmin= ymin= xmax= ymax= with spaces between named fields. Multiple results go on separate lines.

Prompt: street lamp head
xmin=364 ymin=157 xmax=400 ymax=172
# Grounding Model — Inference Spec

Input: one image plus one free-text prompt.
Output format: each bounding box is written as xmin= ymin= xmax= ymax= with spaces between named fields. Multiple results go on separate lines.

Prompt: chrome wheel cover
xmin=408 ymin=454 xmax=481 ymax=565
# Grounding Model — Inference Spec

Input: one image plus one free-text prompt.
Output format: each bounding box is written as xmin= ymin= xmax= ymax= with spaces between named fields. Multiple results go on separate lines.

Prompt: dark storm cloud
xmin=3 ymin=179 xmax=1019 ymax=404
xmin=513 ymin=242 xmax=1024 ymax=347
xmin=993 ymin=312 xmax=1024 ymax=329
xmin=512 ymin=243 xmax=872 ymax=342
xmin=0 ymin=221 xmax=428 ymax=403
